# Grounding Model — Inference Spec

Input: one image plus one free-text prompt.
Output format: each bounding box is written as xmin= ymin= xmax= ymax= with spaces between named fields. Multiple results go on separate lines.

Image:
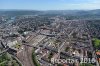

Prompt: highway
xmin=0 ymin=48 xmax=9 ymax=55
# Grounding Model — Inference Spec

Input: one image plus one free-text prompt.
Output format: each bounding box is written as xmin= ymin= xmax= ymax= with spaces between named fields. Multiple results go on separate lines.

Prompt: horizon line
xmin=0 ymin=9 xmax=100 ymax=11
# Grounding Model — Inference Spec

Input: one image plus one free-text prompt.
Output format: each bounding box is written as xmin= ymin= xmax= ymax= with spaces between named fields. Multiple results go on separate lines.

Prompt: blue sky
xmin=0 ymin=0 xmax=100 ymax=10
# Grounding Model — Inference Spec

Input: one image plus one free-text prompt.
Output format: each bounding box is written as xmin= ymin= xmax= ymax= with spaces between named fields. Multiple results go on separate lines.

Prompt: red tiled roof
xmin=96 ymin=52 xmax=100 ymax=55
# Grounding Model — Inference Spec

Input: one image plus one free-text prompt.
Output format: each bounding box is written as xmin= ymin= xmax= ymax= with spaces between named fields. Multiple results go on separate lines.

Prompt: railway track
xmin=24 ymin=45 xmax=34 ymax=66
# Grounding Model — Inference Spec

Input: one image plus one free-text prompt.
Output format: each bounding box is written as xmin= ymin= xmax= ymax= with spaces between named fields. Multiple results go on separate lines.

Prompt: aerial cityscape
xmin=0 ymin=0 xmax=100 ymax=66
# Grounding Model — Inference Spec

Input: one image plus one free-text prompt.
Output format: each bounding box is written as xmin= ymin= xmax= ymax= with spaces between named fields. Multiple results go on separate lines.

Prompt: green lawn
xmin=32 ymin=49 xmax=40 ymax=66
xmin=92 ymin=38 xmax=100 ymax=49
xmin=12 ymin=43 xmax=21 ymax=49
xmin=80 ymin=63 xmax=93 ymax=66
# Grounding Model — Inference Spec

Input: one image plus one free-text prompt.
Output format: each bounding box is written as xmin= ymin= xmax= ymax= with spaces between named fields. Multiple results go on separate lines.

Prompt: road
xmin=10 ymin=54 xmax=24 ymax=66
xmin=0 ymin=48 xmax=9 ymax=55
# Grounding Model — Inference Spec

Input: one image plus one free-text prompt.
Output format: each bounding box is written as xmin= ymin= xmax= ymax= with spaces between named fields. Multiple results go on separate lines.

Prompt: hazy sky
xmin=0 ymin=0 xmax=100 ymax=10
